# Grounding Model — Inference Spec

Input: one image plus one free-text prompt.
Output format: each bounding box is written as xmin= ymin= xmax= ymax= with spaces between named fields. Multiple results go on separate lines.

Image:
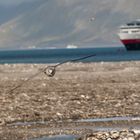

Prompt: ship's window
xmin=122 ymin=31 xmax=128 ymax=33
xmin=127 ymin=23 xmax=134 ymax=26
xmin=132 ymin=30 xmax=139 ymax=33
xmin=136 ymin=23 xmax=140 ymax=26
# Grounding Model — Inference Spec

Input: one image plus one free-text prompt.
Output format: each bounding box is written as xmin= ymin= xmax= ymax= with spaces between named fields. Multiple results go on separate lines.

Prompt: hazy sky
xmin=0 ymin=0 xmax=34 ymax=6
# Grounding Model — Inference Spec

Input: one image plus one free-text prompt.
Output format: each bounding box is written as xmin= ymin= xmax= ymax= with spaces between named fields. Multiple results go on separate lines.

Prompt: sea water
xmin=31 ymin=135 xmax=78 ymax=140
xmin=0 ymin=46 xmax=140 ymax=64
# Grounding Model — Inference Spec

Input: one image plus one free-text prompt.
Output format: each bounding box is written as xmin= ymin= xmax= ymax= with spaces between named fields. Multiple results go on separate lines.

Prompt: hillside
xmin=0 ymin=0 xmax=140 ymax=48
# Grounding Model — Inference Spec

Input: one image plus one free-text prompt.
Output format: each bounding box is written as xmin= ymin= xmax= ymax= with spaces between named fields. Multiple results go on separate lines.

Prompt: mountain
xmin=0 ymin=0 xmax=140 ymax=48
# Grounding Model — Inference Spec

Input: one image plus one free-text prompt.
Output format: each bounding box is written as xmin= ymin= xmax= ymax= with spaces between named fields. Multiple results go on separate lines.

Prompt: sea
xmin=0 ymin=46 xmax=140 ymax=64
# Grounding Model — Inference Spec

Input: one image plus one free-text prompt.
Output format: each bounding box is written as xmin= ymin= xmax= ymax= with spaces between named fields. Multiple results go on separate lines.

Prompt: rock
xmin=110 ymin=131 xmax=120 ymax=139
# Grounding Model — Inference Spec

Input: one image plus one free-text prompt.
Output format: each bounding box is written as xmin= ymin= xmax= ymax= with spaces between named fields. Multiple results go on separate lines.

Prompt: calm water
xmin=32 ymin=135 xmax=78 ymax=140
xmin=0 ymin=46 xmax=140 ymax=64
xmin=29 ymin=116 xmax=140 ymax=140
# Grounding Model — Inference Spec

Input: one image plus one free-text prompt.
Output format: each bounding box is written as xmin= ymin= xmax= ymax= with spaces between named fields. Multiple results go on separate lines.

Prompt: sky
xmin=0 ymin=0 xmax=39 ymax=24
xmin=0 ymin=0 xmax=34 ymax=6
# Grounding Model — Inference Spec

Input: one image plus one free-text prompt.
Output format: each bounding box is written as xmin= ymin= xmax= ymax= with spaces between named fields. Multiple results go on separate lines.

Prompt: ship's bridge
xmin=127 ymin=20 xmax=140 ymax=26
xmin=120 ymin=20 xmax=140 ymax=30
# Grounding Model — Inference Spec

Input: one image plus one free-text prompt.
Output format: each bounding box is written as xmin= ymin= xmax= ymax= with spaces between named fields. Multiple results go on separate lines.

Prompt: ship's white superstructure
xmin=118 ymin=19 xmax=140 ymax=50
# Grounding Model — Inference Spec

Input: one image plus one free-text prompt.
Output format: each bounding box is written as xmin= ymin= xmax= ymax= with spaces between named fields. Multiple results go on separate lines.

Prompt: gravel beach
xmin=0 ymin=61 xmax=140 ymax=139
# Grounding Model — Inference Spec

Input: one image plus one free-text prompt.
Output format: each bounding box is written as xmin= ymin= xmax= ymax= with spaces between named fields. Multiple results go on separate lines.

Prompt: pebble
xmin=85 ymin=130 xmax=140 ymax=140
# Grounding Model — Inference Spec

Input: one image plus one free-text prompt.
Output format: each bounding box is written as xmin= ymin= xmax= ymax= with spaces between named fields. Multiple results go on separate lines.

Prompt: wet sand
xmin=0 ymin=61 xmax=140 ymax=139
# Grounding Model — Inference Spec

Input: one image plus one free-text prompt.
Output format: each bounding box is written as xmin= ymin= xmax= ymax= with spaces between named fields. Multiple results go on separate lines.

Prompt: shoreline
xmin=1 ymin=119 xmax=140 ymax=139
xmin=0 ymin=61 xmax=140 ymax=139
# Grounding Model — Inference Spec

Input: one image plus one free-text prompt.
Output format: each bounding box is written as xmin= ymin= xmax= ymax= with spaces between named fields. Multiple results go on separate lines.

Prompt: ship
xmin=118 ymin=19 xmax=140 ymax=50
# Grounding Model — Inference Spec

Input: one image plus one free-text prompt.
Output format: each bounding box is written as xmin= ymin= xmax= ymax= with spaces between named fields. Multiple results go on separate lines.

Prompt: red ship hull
xmin=121 ymin=39 xmax=140 ymax=50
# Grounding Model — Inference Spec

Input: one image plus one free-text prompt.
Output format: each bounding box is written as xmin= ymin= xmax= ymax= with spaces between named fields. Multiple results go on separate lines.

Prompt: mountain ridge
xmin=0 ymin=0 xmax=139 ymax=48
